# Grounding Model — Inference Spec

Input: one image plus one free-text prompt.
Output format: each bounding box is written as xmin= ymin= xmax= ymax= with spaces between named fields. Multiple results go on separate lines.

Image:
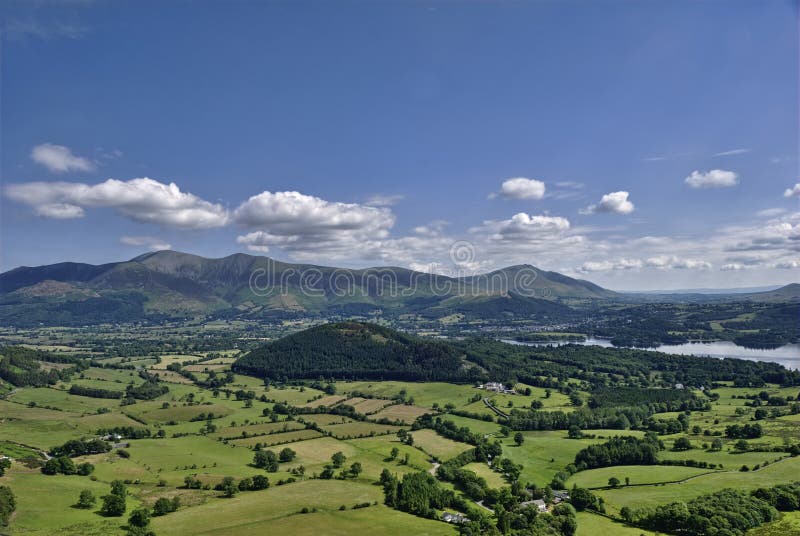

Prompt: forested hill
xmin=232 ymin=321 xmax=482 ymax=382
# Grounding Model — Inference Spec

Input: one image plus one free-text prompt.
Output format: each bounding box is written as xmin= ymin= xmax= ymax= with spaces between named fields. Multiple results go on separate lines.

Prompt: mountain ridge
xmin=0 ymin=250 xmax=613 ymax=325
xmin=2 ymin=250 xmax=797 ymax=327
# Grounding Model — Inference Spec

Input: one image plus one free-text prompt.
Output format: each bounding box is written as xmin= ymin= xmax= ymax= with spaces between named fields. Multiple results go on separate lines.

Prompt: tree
xmin=153 ymin=497 xmax=179 ymax=516
xmin=254 ymin=450 xmax=278 ymax=472
xmin=570 ymin=487 xmax=598 ymax=511
xmin=513 ymin=432 xmax=524 ymax=446
xmin=567 ymin=425 xmax=582 ymax=439
xmin=389 ymin=447 xmax=399 ymax=460
xmin=711 ymin=438 xmax=724 ymax=451
xmin=279 ymin=447 xmax=296 ymax=463
xmin=320 ymin=465 xmax=335 ymax=479
xmin=0 ymin=486 xmax=15 ymax=527
xmin=735 ymin=439 xmax=749 ymax=452
xmin=100 ymin=493 xmax=126 ymax=516
xmin=77 ymin=462 xmax=94 ymax=476
xmin=331 ymin=451 xmax=346 ymax=468
xmin=0 ymin=459 xmax=10 ymax=477
xmin=608 ymin=477 xmax=621 ymax=488
xmin=77 ymin=490 xmax=96 ymax=509
xmin=251 ymin=475 xmax=270 ymax=490
xmin=349 ymin=462 xmax=363 ymax=478
xmin=220 ymin=476 xmax=237 ymax=498
xmin=673 ymin=437 xmax=693 ymax=451
xmin=110 ymin=480 xmax=127 ymax=498
xmin=128 ymin=507 xmax=151 ymax=528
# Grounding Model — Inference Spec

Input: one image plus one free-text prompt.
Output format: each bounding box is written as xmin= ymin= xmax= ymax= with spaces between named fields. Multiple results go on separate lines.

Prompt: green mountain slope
xmin=0 ymin=250 xmax=620 ymax=325
xmin=232 ymin=321 xmax=483 ymax=381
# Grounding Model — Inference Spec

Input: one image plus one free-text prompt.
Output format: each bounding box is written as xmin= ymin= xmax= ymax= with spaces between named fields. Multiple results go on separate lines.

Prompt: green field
xmin=597 ymin=456 xmax=800 ymax=515
xmin=151 ymin=480 xmax=455 ymax=536
xmin=3 ymin=337 xmax=800 ymax=536
xmin=565 ymin=464 xmax=715 ymax=489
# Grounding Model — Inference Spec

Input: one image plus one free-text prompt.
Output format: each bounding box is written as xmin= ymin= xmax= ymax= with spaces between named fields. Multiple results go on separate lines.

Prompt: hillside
xmin=232 ymin=321 xmax=482 ymax=381
xmin=0 ymin=250 xmax=614 ymax=326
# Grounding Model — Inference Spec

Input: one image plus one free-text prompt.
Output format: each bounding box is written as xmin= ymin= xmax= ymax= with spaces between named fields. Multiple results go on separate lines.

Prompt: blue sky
xmin=1 ymin=0 xmax=798 ymax=290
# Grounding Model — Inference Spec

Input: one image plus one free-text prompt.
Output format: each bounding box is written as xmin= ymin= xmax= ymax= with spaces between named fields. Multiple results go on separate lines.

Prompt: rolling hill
xmin=0 ymin=250 xmax=614 ymax=325
xmin=232 ymin=321 xmax=483 ymax=381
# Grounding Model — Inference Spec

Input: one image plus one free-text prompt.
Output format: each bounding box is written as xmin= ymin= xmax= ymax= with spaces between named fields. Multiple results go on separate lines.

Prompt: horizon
xmin=1 ymin=1 xmax=798 ymax=291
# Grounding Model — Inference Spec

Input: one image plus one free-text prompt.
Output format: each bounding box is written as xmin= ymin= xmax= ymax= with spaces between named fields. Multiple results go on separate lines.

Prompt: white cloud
xmin=490 ymin=177 xmax=546 ymax=200
xmin=120 ymin=236 xmax=171 ymax=251
xmin=721 ymin=263 xmax=746 ymax=271
xmin=365 ymin=194 xmax=405 ymax=207
xmin=579 ymin=258 xmax=642 ymax=272
xmin=684 ymin=169 xmax=739 ymax=189
xmin=774 ymin=260 xmax=800 ymax=269
xmin=645 ymin=255 xmax=712 ymax=270
xmin=581 ymin=191 xmax=635 ymax=215
xmin=233 ymin=191 xmax=395 ymax=257
xmin=784 ymin=183 xmax=800 ymax=198
xmin=34 ymin=203 xmax=86 ymax=219
xmin=413 ymin=220 xmax=449 ymax=237
xmin=713 ymin=148 xmax=751 ymax=157
xmin=756 ymin=208 xmax=786 ymax=218
xmin=30 ymin=143 xmax=95 ymax=173
xmin=5 ymin=177 xmax=228 ymax=229
xmin=723 ymin=214 xmax=800 ymax=253
xmin=408 ymin=262 xmax=448 ymax=275
xmin=480 ymin=213 xmax=570 ymax=241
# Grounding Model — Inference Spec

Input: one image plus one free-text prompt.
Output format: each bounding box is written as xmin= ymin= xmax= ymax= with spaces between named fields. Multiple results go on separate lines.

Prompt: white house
xmin=478 ymin=382 xmax=516 ymax=394
xmin=442 ymin=512 xmax=470 ymax=524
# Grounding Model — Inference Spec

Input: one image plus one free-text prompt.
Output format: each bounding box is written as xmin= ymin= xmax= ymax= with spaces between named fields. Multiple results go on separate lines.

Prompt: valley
xmin=1 ymin=321 xmax=799 ymax=535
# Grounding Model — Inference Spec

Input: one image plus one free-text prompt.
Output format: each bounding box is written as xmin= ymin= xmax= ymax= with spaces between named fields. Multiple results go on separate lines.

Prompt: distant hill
xmin=623 ymin=283 xmax=800 ymax=304
xmin=0 ymin=250 xmax=614 ymax=326
xmin=232 ymin=321 xmax=483 ymax=382
xmin=739 ymin=283 xmax=800 ymax=303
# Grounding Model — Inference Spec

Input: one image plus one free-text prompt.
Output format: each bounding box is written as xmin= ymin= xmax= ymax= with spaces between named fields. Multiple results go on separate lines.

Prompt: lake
xmin=501 ymin=337 xmax=800 ymax=370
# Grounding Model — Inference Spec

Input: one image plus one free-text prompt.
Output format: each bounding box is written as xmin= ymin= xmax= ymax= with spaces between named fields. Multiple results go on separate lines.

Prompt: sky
xmin=0 ymin=0 xmax=798 ymax=291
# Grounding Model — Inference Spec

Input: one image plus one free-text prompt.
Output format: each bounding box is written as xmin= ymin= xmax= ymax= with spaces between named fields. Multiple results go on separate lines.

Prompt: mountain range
xmin=0 ymin=250 xmax=796 ymax=327
xmin=0 ymin=250 xmax=614 ymax=325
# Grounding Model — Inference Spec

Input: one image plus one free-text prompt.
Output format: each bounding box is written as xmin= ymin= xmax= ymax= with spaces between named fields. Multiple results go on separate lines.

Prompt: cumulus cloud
xmin=581 ymin=191 xmax=635 ymax=215
xmin=413 ymin=220 xmax=449 ymax=237
xmin=479 ymin=213 xmax=570 ymax=241
xmin=723 ymin=214 xmax=800 ymax=253
xmin=579 ymin=258 xmax=642 ymax=272
xmin=120 ymin=236 xmax=171 ymax=251
xmin=645 ymin=255 xmax=712 ymax=270
xmin=233 ymin=191 xmax=395 ymax=256
xmin=31 ymin=143 xmax=95 ymax=173
xmin=721 ymin=263 xmax=746 ymax=271
xmin=34 ymin=202 xmax=86 ymax=219
xmin=490 ymin=177 xmax=546 ymax=200
xmin=684 ymin=169 xmax=739 ymax=188
xmin=4 ymin=177 xmax=228 ymax=229
xmin=784 ymin=183 xmax=800 ymax=198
